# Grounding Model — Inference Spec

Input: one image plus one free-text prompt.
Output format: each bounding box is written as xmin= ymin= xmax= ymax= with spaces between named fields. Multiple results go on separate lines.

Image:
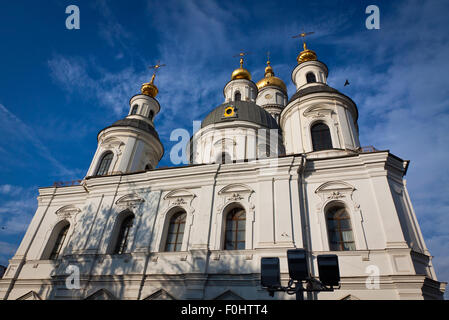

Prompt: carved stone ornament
xmin=303 ymin=104 xmax=334 ymax=119
xmin=327 ymin=191 xmax=345 ymax=200
xmin=163 ymin=189 xmax=196 ymax=208
xmin=115 ymin=194 xmax=145 ymax=210
xmin=55 ymin=205 xmax=81 ymax=219
xmin=228 ymin=193 xmax=244 ymax=202
xmin=172 ymin=197 xmax=187 ymax=206
xmin=217 ymin=183 xmax=255 ymax=213
xmin=315 ymin=181 xmax=356 ymax=211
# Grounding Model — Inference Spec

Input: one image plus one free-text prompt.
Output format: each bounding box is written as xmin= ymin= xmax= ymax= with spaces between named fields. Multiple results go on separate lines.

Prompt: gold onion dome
xmin=231 ymin=57 xmax=252 ymax=80
xmin=297 ymin=42 xmax=317 ymax=64
xmin=256 ymin=60 xmax=287 ymax=93
xmin=141 ymin=74 xmax=158 ymax=98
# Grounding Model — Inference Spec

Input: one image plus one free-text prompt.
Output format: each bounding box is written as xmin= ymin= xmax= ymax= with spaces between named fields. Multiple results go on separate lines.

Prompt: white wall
xmin=1 ymin=152 xmax=443 ymax=300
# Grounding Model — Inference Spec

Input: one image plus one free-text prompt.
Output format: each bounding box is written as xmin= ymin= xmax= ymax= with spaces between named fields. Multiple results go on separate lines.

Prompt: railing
xmin=358 ymin=145 xmax=378 ymax=153
xmin=53 ymin=180 xmax=82 ymax=187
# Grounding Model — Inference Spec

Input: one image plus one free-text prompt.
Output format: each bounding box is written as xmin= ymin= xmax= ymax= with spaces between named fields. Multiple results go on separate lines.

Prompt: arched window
xmin=96 ymin=152 xmax=113 ymax=176
xmin=258 ymin=144 xmax=270 ymax=159
xmin=148 ymin=110 xmax=154 ymax=120
xmin=306 ymin=72 xmax=316 ymax=83
xmin=165 ymin=212 xmax=187 ymax=252
xmin=276 ymin=93 xmax=283 ymax=104
xmin=49 ymin=224 xmax=70 ymax=260
xmin=234 ymin=91 xmax=241 ymax=101
xmin=145 ymin=163 xmax=153 ymax=171
xmin=215 ymin=152 xmax=231 ymax=164
xmin=218 ymin=152 xmax=231 ymax=164
xmin=311 ymin=123 xmax=333 ymax=151
xmin=131 ymin=105 xmax=138 ymax=115
xmin=113 ymin=215 xmax=134 ymax=255
xmin=326 ymin=206 xmax=355 ymax=251
xmin=224 ymin=207 xmax=246 ymax=250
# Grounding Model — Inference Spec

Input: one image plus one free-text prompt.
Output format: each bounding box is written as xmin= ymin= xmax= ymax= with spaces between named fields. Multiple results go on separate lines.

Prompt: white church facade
xmin=0 ymin=43 xmax=445 ymax=300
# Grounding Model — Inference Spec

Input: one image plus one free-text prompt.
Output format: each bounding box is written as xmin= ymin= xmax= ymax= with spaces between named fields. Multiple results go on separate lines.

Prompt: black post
xmin=296 ymin=282 xmax=304 ymax=300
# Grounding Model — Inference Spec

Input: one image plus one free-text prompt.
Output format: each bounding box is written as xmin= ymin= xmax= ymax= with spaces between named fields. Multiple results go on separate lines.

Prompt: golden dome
xmin=231 ymin=67 xmax=251 ymax=80
xmin=256 ymin=60 xmax=287 ymax=93
xmin=297 ymin=42 xmax=317 ymax=64
xmin=141 ymin=74 xmax=158 ymax=98
xmin=231 ymin=56 xmax=251 ymax=80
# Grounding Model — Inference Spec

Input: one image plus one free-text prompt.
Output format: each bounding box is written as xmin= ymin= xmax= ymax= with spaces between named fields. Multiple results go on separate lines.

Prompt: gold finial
xmin=233 ymin=51 xmax=251 ymax=68
xmin=264 ymin=51 xmax=274 ymax=77
xmin=231 ymin=51 xmax=252 ymax=80
xmin=141 ymin=61 xmax=165 ymax=97
xmin=292 ymin=31 xmax=317 ymax=64
xmin=256 ymin=54 xmax=287 ymax=93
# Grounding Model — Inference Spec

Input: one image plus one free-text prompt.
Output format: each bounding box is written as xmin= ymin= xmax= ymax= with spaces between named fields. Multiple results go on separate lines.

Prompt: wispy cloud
xmin=0 ymin=185 xmax=37 ymax=266
xmin=0 ymin=104 xmax=78 ymax=177
xmin=39 ymin=0 xmax=449 ymax=297
xmin=0 ymin=185 xmax=22 ymax=196
xmin=328 ymin=0 xmax=449 ymax=293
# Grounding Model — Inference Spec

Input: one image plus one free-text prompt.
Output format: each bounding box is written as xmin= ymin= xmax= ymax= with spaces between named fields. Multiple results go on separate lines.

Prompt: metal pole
xmin=296 ymin=282 xmax=304 ymax=300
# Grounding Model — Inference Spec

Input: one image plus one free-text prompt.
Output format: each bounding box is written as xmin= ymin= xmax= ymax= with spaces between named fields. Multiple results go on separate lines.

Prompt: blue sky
xmin=0 ymin=0 xmax=448 ymax=296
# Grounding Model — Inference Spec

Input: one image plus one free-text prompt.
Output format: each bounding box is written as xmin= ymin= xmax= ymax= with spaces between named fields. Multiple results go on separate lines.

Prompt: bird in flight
xmin=344 ymin=79 xmax=350 ymax=86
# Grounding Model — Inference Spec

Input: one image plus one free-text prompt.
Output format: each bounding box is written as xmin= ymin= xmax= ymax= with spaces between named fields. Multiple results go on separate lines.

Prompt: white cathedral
xmin=0 ymin=42 xmax=445 ymax=300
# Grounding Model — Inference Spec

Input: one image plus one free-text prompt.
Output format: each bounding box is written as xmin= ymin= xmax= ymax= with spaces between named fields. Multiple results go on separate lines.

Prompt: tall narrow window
xmin=96 ymin=152 xmax=113 ymax=176
xmin=49 ymin=224 xmax=70 ymax=260
xmin=306 ymin=72 xmax=316 ymax=83
xmin=165 ymin=212 xmax=186 ymax=252
xmin=224 ymin=207 xmax=246 ymax=250
xmin=326 ymin=206 xmax=355 ymax=251
xmin=311 ymin=123 xmax=332 ymax=151
xmin=131 ymin=105 xmax=138 ymax=115
xmin=219 ymin=152 xmax=231 ymax=164
xmin=113 ymin=215 xmax=134 ymax=255
xmin=148 ymin=110 xmax=154 ymax=120
xmin=234 ymin=91 xmax=241 ymax=101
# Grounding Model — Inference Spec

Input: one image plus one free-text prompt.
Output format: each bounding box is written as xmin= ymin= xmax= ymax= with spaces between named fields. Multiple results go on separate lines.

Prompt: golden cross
xmin=148 ymin=61 xmax=166 ymax=83
xmin=233 ymin=52 xmax=251 ymax=68
xmin=292 ymin=31 xmax=315 ymax=50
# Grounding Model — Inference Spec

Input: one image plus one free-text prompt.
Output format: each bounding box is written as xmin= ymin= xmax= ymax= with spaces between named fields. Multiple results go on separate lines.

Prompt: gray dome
xmin=201 ymin=100 xmax=280 ymax=129
xmin=99 ymin=118 xmax=161 ymax=141
xmin=288 ymin=85 xmax=358 ymax=120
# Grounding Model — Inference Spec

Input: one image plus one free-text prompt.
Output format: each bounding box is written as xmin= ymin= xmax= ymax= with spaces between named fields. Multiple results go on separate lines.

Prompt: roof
xmin=99 ymin=118 xmax=161 ymax=141
xmin=287 ymin=85 xmax=358 ymax=120
xmin=201 ymin=100 xmax=280 ymax=129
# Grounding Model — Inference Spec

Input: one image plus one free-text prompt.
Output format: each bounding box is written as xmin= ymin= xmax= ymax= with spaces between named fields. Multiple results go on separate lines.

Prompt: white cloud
xmin=43 ymin=0 xmax=449 ymax=296
xmin=0 ymin=186 xmax=37 ymax=265
xmin=0 ymin=185 xmax=22 ymax=196
xmin=0 ymin=104 xmax=78 ymax=177
xmin=328 ymin=0 xmax=449 ymax=293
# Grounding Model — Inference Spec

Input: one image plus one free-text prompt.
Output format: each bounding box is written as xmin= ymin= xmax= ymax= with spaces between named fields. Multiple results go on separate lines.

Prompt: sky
xmin=0 ymin=0 xmax=448 ymax=297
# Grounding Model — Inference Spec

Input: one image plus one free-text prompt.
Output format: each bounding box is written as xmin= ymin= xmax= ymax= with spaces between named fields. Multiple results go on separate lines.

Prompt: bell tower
xmin=280 ymin=34 xmax=360 ymax=155
xmin=223 ymin=52 xmax=258 ymax=103
xmin=256 ymin=56 xmax=288 ymax=123
xmin=85 ymin=66 xmax=165 ymax=177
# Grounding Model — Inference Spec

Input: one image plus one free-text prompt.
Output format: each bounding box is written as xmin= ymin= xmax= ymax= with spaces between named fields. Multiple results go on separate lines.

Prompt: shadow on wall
xmin=27 ymin=179 xmax=260 ymax=300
